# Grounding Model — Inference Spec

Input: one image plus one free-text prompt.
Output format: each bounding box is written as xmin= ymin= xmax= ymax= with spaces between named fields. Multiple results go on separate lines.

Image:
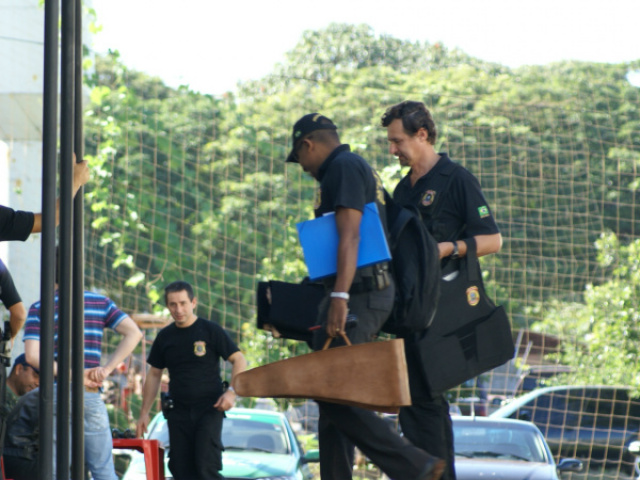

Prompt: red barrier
xmin=112 ymin=438 xmax=165 ymax=480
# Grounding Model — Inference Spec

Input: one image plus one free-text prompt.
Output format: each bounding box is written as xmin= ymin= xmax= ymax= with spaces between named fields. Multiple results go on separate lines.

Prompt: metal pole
xmin=71 ymin=0 xmax=86 ymax=476
xmin=39 ymin=0 xmax=60 ymax=477
xmin=57 ymin=0 xmax=76 ymax=478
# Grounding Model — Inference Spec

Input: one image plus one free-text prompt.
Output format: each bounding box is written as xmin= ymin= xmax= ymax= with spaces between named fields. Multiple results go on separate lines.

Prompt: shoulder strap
xmin=430 ymin=161 xmax=460 ymax=224
xmin=464 ymin=237 xmax=480 ymax=283
xmin=383 ymin=189 xmax=416 ymax=249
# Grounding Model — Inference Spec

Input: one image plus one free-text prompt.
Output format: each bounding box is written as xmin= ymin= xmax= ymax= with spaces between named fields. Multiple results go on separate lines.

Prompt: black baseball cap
xmin=286 ymin=113 xmax=337 ymax=163
xmin=14 ymin=353 xmax=39 ymax=374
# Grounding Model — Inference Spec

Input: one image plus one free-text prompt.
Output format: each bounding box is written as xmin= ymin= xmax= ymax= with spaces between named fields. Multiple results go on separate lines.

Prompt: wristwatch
xmin=450 ymin=241 xmax=459 ymax=259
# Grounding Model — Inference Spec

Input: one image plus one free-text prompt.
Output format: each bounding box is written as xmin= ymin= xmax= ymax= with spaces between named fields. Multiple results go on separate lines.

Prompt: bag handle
xmin=323 ymin=331 xmax=353 ymax=350
xmin=463 ymin=237 xmax=481 ymax=283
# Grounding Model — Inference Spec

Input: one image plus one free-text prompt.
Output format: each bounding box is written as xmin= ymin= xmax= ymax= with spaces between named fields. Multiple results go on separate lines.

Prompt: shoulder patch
xmin=478 ymin=205 xmax=490 ymax=218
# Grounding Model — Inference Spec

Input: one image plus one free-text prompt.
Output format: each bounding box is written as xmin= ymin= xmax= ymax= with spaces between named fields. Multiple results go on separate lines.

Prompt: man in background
xmin=0 ymin=259 xmax=26 ymax=340
xmin=136 ymin=280 xmax=247 ymax=480
xmin=4 ymin=353 xmax=39 ymax=411
xmin=23 ymin=254 xmax=143 ymax=480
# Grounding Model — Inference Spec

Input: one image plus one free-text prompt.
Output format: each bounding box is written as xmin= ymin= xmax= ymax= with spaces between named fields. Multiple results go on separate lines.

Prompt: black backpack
xmin=381 ymin=190 xmax=441 ymax=334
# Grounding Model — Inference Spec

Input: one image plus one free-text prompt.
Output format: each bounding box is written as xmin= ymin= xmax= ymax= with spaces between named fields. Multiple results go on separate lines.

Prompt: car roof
xmin=490 ymin=385 xmax=631 ymax=417
xmin=226 ymin=407 xmax=287 ymax=423
xmin=453 ymin=416 xmax=540 ymax=431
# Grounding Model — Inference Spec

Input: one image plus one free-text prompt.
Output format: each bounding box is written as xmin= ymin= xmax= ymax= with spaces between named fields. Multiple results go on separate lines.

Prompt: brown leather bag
xmin=234 ymin=333 xmax=411 ymax=414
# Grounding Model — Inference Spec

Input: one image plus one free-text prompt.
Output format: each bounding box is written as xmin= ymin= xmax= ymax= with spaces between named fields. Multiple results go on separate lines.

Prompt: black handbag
xmin=256 ymin=280 xmax=324 ymax=343
xmin=416 ymin=238 xmax=514 ymax=398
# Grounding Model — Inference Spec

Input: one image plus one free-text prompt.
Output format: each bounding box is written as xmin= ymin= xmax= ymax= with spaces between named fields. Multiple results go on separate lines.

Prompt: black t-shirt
xmin=147 ymin=317 xmax=240 ymax=407
xmin=393 ymin=153 xmax=499 ymax=243
xmin=0 ymin=259 xmax=21 ymax=309
xmin=0 ymin=206 xmax=35 ymax=242
xmin=314 ymin=144 xmax=387 ymax=225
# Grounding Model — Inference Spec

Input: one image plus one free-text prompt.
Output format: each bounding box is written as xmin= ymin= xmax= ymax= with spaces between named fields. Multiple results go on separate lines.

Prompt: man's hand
xmin=213 ymin=389 xmax=236 ymax=412
xmin=136 ymin=414 xmax=150 ymax=438
xmin=326 ymin=298 xmax=348 ymax=338
xmin=86 ymin=366 xmax=111 ymax=384
xmin=73 ymin=158 xmax=90 ymax=194
xmin=83 ymin=370 xmax=102 ymax=389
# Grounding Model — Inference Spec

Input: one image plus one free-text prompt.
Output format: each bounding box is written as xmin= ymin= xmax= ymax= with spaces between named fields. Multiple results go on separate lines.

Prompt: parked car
xmin=448 ymin=376 xmax=489 ymax=416
xmin=117 ymin=408 xmax=319 ymax=480
xmin=514 ymin=365 xmax=573 ymax=396
xmin=490 ymin=385 xmax=640 ymax=474
xmin=453 ymin=416 xmax=583 ymax=479
xmin=627 ymin=440 xmax=640 ymax=480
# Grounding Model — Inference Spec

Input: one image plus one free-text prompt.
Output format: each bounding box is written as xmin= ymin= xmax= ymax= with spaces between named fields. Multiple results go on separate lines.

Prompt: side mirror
xmin=628 ymin=440 xmax=640 ymax=455
xmin=301 ymin=449 xmax=320 ymax=464
xmin=517 ymin=409 xmax=532 ymax=422
xmin=557 ymin=458 xmax=584 ymax=473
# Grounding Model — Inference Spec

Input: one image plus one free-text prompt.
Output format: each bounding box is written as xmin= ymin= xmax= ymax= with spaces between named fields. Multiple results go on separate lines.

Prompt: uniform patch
xmin=421 ymin=190 xmax=436 ymax=207
xmin=466 ymin=286 xmax=480 ymax=306
xmin=194 ymin=341 xmax=206 ymax=357
xmin=478 ymin=205 xmax=490 ymax=218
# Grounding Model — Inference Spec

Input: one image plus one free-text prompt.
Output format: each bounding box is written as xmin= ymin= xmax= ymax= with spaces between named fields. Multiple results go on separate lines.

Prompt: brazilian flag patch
xmin=478 ymin=205 xmax=490 ymax=218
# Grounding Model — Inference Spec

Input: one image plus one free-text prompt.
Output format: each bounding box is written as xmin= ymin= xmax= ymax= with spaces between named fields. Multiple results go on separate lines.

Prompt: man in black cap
xmin=286 ymin=113 xmax=444 ymax=480
xmin=4 ymin=354 xmax=40 ymax=411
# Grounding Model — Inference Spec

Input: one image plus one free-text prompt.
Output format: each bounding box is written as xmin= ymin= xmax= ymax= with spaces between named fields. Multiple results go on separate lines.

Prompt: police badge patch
xmin=421 ymin=190 xmax=436 ymax=206
xmin=466 ymin=286 xmax=480 ymax=306
xmin=194 ymin=341 xmax=206 ymax=357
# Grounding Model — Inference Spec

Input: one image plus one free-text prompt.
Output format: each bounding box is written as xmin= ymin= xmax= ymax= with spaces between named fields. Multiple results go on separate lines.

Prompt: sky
xmin=91 ymin=0 xmax=640 ymax=96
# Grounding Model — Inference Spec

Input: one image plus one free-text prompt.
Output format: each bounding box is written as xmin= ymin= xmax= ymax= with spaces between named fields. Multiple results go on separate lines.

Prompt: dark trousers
xmin=400 ymin=396 xmax=456 ymax=480
xmin=166 ymin=405 xmax=224 ymax=480
xmin=400 ymin=334 xmax=457 ymax=480
xmin=317 ymin=401 xmax=433 ymax=480
xmin=312 ymin=284 xmax=435 ymax=480
xmin=3 ymin=455 xmax=39 ymax=480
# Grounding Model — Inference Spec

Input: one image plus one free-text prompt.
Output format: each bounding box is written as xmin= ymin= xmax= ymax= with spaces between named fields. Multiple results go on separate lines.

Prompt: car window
xmin=222 ymin=418 xmax=290 ymax=454
xmin=145 ymin=415 xmax=291 ymax=455
xmin=453 ymin=424 xmax=547 ymax=463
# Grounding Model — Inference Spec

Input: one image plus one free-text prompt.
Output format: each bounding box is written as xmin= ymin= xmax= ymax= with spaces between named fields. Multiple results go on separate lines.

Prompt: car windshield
xmin=147 ymin=415 xmax=291 ymax=455
xmin=453 ymin=423 xmax=548 ymax=463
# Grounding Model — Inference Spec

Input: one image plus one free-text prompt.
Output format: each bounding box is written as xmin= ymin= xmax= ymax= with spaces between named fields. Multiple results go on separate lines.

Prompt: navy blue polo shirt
xmin=393 ymin=153 xmax=499 ymax=242
xmin=0 ymin=206 xmax=34 ymax=242
xmin=314 ymin=144 xmax=387 ymax=226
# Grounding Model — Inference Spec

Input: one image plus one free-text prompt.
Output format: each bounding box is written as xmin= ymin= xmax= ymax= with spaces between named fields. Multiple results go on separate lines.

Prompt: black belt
xmin=322 ymin=262 xmax=389 ymax=294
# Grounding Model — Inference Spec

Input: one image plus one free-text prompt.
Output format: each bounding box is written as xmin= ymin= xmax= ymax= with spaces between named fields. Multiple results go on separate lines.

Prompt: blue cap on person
xmin=14 ymin=353 xmax=39 ymax=374
xmin=286 ymin=113 xmax=337 ymax=163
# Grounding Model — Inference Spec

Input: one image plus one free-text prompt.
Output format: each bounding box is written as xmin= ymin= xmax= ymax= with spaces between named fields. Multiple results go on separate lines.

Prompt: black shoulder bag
xmin=416 ymin=239 xmax=515 ymax=398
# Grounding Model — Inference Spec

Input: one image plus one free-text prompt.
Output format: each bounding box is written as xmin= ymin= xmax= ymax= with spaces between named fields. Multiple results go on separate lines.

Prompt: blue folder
xmin=296 ymin=202 xmax=391 ymax=281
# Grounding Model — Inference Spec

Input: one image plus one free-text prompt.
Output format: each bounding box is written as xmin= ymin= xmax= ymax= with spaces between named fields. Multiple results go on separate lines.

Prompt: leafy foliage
xmin=83 ymin=24 xmax=640 ymax=383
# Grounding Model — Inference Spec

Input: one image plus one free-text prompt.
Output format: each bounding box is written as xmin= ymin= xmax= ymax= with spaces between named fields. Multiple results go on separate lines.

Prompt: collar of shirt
xmin=317 ymin=144 xmax=351 ymax=182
